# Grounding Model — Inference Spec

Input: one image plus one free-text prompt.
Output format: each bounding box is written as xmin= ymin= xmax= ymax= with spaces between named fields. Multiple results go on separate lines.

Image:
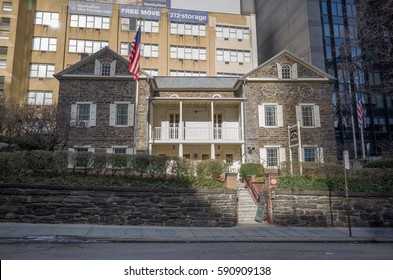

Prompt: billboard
xmin=120 ymin=5 xmax=162 ymax=20
xmin=68 ymin=1 xmax=113 ymax=16
xmin=168 ymin=9 xmax=209 ymax=24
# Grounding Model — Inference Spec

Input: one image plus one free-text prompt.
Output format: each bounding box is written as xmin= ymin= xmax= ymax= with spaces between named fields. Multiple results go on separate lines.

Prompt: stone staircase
xmin=237 ymin=183 xmax=259 ymax=224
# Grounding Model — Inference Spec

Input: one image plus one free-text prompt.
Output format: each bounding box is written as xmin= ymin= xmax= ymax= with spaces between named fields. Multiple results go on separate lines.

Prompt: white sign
xmin=343 ymin=150 xmax=350 ymax=170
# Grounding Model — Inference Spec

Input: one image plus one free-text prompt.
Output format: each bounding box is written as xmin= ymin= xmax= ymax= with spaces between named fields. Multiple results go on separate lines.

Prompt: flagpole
xmin=355 ymin=77 xmax=366 ymax=159
xmin=133 ymin=80 xmax=139 ymax=155
xmin=349 ymin=83 xmax=358 ymax=159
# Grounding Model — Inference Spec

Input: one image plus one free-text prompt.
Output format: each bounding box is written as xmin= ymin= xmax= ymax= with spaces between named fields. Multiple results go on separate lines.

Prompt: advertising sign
xmin=68 ymin=1 xmax=113 ymax=16
xmin=168 ymin=9 xmax=209 ymax=24
xmin=143 ymin=0 xmax=170 ymax=8
xmin=120 ymin=5 xmax=162 ymax=20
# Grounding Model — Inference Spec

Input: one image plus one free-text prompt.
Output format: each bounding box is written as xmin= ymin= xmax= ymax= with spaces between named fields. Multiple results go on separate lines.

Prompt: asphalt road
xmin=1 ymin=242 xmax=393 ymax=260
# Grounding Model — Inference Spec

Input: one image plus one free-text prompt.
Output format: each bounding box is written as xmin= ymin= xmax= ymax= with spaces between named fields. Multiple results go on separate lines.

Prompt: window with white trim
xmin=139 ymin=19 xmax=159 ymax=33
xmin=260 ymin=147 xmax=286 ymax=168
xmin=296 ymin=104 xmax=321 ymax=127
xmin=141 ymin=44 xmax=158 ymax=58
xmin=170 ymin=70 xmax=206 ymax=77
xmin=29 ymin=64 xmax=55 ymax=78
xmin=258 ymin=104 xmax=283 ymax=127
xmin=216 ymin=25 xmax=250 ymax=40
xmin=121 ymin=18 xmax=137 ymax=31
xmin=0 ymin=30 xmax=9 ymax=39
xmin=170 ymin=45 xmax=206 ymax=61
xmin=70 ymin=14 xmax=110 ymax=29
xmin=303 ymin=147 xmax=324 ymax=163
xmin=217 ymin=72 xmax=243 ymax=77
xmin=0 ymin=59 xmax=6 ymax=69
xmin=32 ymin=37 xmax=57 ymax=52
xmin=109 ymin=102 xmax=134 ymax=127
xmin=70 ymin=103 xmax=97 ymax=127
xmin=216 ymin=49 xmax=251 ymax=63
xmin=277 ymin=62 xmax=298 ymax=79
xmin=0 ymin=46 xmax=7 ymax=55
xmin=2 ymin=2 xmax=12 ymax=12
xmin=69 ymin=39 xmax=108 ymax=54
xmin=170 ymin=22 xmax=206 ymax=36
xmin=142 ymin=69 xmax=158 ymax=76
xmin=26 ymin=91 xmax=53 ymax=105
xmin=34 ymin=12 xmax=59 ymax=27
xmin=0 ymin=17 xmax=10 ymax=27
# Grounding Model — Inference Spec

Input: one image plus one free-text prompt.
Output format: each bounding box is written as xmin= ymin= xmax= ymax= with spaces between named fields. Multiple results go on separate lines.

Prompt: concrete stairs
xmin=237 ymin=183 xmax=259 ymax=224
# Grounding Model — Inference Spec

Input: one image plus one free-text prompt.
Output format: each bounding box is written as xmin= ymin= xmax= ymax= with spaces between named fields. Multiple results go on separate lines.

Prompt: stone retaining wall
xmin=0 ymin=184 xmax=237 ymax=227
xmin=272 ymin=190 xmax=393 ymax=227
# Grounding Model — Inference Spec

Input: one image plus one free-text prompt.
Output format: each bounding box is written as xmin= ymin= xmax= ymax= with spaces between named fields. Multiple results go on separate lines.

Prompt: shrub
xmin=239 ymin=163 xmax=265 ymax=179
xmin=363 ymin=160 xmax=393 ymax=169
xmin=196 ymin=159 xmax=228 ymax=179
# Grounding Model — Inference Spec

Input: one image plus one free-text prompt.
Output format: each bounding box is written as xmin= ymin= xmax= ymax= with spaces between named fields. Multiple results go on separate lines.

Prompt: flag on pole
xmin=128 ymin=26 xmax=141 ymax=81
xmin=356 ymin=91 xmax=364 ymax=128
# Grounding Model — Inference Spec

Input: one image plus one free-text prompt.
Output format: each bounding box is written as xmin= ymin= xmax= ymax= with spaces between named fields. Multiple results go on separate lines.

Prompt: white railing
xmin=154 ymin=127 xmax=242 ymax=141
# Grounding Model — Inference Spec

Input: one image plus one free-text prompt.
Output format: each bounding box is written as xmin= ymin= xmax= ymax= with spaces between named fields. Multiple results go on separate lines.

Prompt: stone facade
xmin=0 ymin=184 xmax=237 ymax=227
xmin=55 ymin=48 xmax=337 ymax=166
xmin=272 ymin=190 xmax=393 ymax=227
xmin=242 ymin=52 xmax=337 ymax=164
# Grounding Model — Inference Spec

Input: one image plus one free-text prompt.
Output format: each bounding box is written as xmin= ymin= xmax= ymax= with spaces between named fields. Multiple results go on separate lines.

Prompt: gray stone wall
xmin=0 ymin=185 xmax=237 ymax=227
xmin=272 ymin=190 xmax=393 ymax=227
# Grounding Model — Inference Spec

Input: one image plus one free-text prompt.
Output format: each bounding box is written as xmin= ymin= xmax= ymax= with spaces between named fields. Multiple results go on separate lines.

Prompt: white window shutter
xmin=258 ymin=105 xmax=265 ymax=127
xmin=94 ymin=59 xmax=101 ymax=76
xmin=109 ymin=104 xmax=116 ymax=126
xmin=68 ymin=148 xmax=75 ymax=169
xmin=292 ymin=63 xmax=298 ymax=79
xmin=126 ymin=148 xmax=133 ymax=154
xmin=89 ymin=103 xmax=97 ymax=127
xmin=128 ymin=103 xmax=134 ymax=126
xmin=277 ymin=63 xmax=282 ymax=79
xmin=279 ymin=147 xmax=286 ymax=166
xmin=277 ymin=105 xmax=283 ymax=127
xmin=314 ymin=105 xmax=321 ymax=127
xmin=296 ymin=105 xmax=302 ymax=127
xmin=110 ymin=60 xmax=116 ymax=76
xmin=70 ymin=104 xmax=77 ymax=125
xmin=106 ymin=148 xmax=113 ymax=154
xmin=318 ymin=147 xmax=324 ymax=163
xmin=260 ymin=148 xmax=267 ymax=168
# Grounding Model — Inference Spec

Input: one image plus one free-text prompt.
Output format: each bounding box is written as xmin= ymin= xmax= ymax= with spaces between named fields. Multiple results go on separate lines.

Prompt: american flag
xmin=128 ymin=26 xmax=141 ymax=81
xmin=356 ymin=91 xmax=364 ymax=128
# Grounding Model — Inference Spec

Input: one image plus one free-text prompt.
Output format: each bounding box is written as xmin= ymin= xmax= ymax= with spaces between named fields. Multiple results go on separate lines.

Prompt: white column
xmin=240 ymin=102 xmax=244 ymax=140
xmin=179 ymin=101 xmax=183 ymax=140
xmin=211 ymin=144 xmax=215 ymax=160
xmin=211 ymin=101 xmax=215 ymax=140
xmin=241 ymin=144 xmax=246 ymax=163
xmin=179 ymin=143 xmax=183 ymax=158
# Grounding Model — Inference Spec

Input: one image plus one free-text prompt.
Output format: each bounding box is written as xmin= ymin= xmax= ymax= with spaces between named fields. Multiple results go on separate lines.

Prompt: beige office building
xmin=0 ymin=0 xmax=257 ymax=104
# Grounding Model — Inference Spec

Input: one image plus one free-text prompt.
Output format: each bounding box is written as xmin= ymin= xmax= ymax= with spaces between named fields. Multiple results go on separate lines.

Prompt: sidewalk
xmin=0 ymin=222 xmax=392 ymax=243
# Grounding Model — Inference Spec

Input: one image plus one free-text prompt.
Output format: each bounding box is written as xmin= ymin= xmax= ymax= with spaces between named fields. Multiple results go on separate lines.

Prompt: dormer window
xmin=101 ymin=62 xmax=111 ymax=76
xmin=281 ymin=64 xmax=291 ymax=79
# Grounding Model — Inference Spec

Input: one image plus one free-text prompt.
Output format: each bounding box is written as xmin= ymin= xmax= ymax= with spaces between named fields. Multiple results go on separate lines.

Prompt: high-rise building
xmin=255 ymin=0 xmax=393 ymax=158
xmin=0 ymin=0 xmax=258 ymax=104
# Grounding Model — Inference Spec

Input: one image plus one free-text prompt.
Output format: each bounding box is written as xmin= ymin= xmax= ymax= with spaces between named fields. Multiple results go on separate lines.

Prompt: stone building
xmin=55 ymin=47 xmax=337 ymax=170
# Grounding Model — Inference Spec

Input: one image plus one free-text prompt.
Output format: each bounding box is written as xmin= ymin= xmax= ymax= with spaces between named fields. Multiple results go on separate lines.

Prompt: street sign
xmin=343 ymin=150 xmax=350 ymax=170
xmin=255 ymin=203 xmax=266 ymax=223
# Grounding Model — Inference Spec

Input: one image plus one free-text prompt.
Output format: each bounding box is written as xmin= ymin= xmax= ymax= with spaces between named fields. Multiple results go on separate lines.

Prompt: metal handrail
xmin=244 ymin=176 xmax=260 ymax=203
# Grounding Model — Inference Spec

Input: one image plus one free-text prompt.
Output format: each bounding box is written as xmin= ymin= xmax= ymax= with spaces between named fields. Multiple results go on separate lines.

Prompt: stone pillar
xmin=225 ymin=173 xmax=238 ymax=190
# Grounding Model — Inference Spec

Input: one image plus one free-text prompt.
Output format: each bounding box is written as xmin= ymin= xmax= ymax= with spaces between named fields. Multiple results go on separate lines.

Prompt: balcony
xmin=153 ymin=127 xmax=242 ymax=142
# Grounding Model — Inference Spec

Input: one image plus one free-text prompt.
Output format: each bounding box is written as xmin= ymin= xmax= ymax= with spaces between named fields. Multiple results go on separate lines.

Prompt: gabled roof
xmin=54 ymin=46 xmax=150 ymax=80
xmin=238 ymin=50 xmax=336 ymax=83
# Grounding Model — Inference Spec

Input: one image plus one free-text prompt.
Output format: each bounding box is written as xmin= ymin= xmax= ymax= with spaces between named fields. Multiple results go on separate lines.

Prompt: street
xmin=1 ymin=242 xmax=392 ymax=260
